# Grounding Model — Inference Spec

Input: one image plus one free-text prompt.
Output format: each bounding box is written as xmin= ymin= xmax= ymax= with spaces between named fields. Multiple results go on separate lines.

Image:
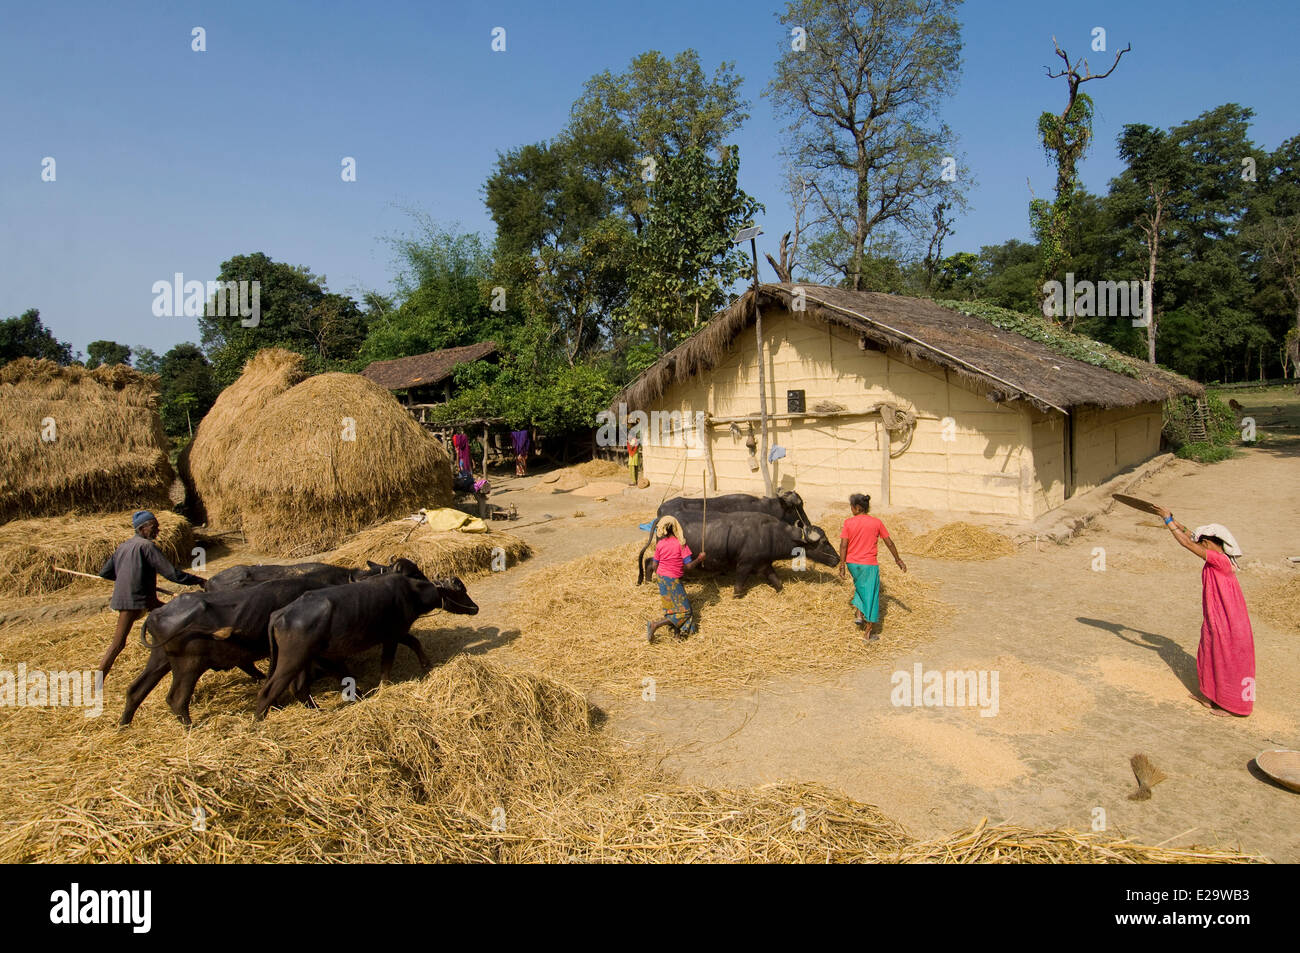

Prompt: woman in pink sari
xmin=1155 ymin=506 xmax=1255 ymax=717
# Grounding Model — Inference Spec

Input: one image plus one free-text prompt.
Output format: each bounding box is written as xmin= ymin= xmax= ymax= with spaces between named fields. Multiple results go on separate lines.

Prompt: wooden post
xmin=750 ymin=247 xmax=774 ymax=499
xmin=482 ymin=422 xmax=489 ymax=479
xmin=880 ymin=418 xmax=892 ymax=507
xmin=702 ymin=414 xmax=717 ymax=491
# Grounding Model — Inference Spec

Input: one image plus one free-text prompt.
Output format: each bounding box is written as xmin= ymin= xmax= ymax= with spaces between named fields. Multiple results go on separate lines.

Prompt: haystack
xmin=0 ymin=510 xmax=193 ymax=597
xmin=0 ymin=359 xmax=173 ymax=522
xmin=219 ymin=372 xmax=453 ymax=555
xmin=330 ymin=518 xmax=532 ymax=579
xmin=181 ymin=349 xmax=306 ymax=526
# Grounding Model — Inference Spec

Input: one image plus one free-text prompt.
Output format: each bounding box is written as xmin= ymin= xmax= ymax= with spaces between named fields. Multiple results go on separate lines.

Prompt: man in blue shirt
xmin=97 ymin=510 xmax=206 ymax=679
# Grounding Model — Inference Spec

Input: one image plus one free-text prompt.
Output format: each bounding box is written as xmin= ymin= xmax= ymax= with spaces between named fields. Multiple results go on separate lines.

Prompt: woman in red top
xmin=646 ymin=515 xmax=706 ymax=642
xmin=838 ymin=493 xmax=907 ymax=641
xmin=1154 ymin=506 xmax=1255 ymax=717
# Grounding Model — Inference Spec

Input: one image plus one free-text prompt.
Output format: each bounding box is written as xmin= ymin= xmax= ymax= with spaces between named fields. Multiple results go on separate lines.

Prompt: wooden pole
xmin=879 ymin=420 xmax=892 ymax=507
xmin=55 ymin=566 xmax=178 ymax=595
xmin=482 ymin=422 xmax=489 ymax=479
xmin=750 ymin=239 xmax=774 ymax=498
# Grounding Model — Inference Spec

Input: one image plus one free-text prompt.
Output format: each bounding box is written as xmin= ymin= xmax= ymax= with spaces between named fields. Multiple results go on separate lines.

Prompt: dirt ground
xmin=457 ymin=433 xmax=1299 ymax=861
xmin=7 ymin=402 xmax=1295 ymax=861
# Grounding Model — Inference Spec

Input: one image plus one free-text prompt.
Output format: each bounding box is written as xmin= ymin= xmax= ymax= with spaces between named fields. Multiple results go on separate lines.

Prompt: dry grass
xmin=908 ymin=522 xmax=1017 ymax=560
xmin=188 ymin=359 xmax=453 ymax=555
xmin=576 ymin=458 xmax=624 ymax=479
xmin=329 ymin=519 xmax=532 ymax=579
xmin=1252 ymin=575 xmax=1300 ymax=632
xmin=0 ymin=359 xmax=174 ymax=522
xmin=0 ymin=511 xmax=193 ymax=596
xmin=505 ymin=543 xmax=953 ymax=698
xmin=0 ymin=611 xmax=1261 ymax=863
xmin=182 ymin=349 xmax=306 ymax=526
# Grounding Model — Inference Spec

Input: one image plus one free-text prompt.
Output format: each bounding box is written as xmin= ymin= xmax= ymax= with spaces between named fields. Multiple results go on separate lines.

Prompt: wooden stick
xmin=54 ymin=566 xmax=177 ymax=595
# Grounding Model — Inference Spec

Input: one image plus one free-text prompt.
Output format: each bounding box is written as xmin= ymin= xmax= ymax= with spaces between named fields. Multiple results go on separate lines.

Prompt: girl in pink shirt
xmin=646 ymin=516 xmax=707 ymax=642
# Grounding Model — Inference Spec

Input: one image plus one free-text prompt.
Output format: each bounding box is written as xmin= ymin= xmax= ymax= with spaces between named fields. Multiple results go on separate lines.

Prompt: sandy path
xmin=458 ymin=450 xmax=1299 ymax=860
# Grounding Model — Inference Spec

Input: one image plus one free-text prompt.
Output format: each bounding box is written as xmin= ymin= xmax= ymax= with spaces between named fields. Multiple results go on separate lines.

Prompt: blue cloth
xmin=132 ymin=510 xmax=156 ymax=529
xmin=639 ymin=522 xmax=654 ymax=532
xmin=848 ymin=563 xmax=881 ymax=623
xmin=656 ymin=575 xmax=698 ymax=635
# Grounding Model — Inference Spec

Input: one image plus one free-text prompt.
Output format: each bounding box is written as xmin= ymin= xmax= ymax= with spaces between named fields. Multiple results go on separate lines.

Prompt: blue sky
xmin=2 ymin=0 xmax=1296 ymax=356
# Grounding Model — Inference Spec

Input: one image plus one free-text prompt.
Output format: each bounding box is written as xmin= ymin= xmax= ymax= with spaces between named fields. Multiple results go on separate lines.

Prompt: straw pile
xmin=0 ymin=359 xmax=173 ymax=522
xmin=908 ymin=522 xmax=1017 ymax=560
xmin=0 ymin=610 xmax=1262 ymax=863
xmin=1252 ymin=575 xmax=1300 ymax=632
xmin=330 ymin=519 xmax=532 ymax=579
xmin=532 ymin=468 xmax=589 ymax=492
xmin=186 ymin=351 xmax=453 ymax=555
xmin=181 ymin=348 xmax=306 ymax=526
xmin=505 ymin=543 xmax=953 ymax=697
xmin=576 ymin=458 xmax=624 ymax=479
xmin=0 ymin=510 xmax=193 ymax=596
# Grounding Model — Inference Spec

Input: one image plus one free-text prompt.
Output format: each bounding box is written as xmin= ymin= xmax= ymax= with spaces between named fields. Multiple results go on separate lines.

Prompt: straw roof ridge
xmin=615 ymin=285 xmax=1203 ymax=415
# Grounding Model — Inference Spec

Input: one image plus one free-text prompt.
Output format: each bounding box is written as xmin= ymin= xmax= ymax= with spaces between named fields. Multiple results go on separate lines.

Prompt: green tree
xmin=768 ymin=0 xmax=966 ymax=290
xmin=85 ymin=340 xmax=132 ymax=368
xmin=486 ymin=131 xmax=636 ymax=365
xmin=622 ymin=146 xmax=762 ymax=348
xmin=0 ymin=309 xmax=73 ymax=365
xmin=359 ymin=220 xmax=512 ymax=364
xmin=1030 ymin=36 xmax=1130 ymax=318
xmin=198 ymin=252 xmax=368 ymax=385
xmin=156 ymin=343 xmax=218 ymax=437
xmin=569 ymin=49 xmax=749 ymax=233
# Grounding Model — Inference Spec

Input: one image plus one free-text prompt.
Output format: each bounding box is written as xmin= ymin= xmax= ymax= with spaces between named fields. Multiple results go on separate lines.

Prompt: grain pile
xmin=181 ymin=348 xmax=306 ymax=526
xmin=1251 ymin=575 xmax=1300 ymax=632
xmin=0 ymin=511 xmax=193 ymax=596
xmin=0 ymin=359 xmax=174 ymax=522
xmin=185 ymin=351 xmax=453 ymax=555
xmin=532 ymin=468 xmax=589 ymax=492
xmin=576 ymin=458 xmax=624 ymax=479
xmin=506 ymin=543 xmax=953 ymax=697
xmin=330 ymin=519 xmax=532 ymax=579
xmin=908 ymin=522 xmax=1017 ymax=560
xmin=0 ymin=614 xmax=1261 ymax=863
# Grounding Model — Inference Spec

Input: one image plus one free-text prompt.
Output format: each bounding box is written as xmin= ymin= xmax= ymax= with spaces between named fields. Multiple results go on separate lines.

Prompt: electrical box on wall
xmin=787 ymin=389 xmax=806 ymax=414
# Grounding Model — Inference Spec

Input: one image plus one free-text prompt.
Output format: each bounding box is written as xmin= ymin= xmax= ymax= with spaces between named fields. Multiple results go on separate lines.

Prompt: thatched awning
xmin=615 ymin=285 xmax=1202 ymax=416
xmin=361 ymin=341 xmax=499 ymax=392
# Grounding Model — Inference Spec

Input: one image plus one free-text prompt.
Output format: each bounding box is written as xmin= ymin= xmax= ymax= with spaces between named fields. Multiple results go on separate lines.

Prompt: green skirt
xmin=848 ymin=563 xmax=881 ymax=623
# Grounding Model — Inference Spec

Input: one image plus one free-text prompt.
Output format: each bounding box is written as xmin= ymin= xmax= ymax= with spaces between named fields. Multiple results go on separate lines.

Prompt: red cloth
xmin=653 ymin=537 xmax=692 ymax=579
xmin=1198 ymin=550 xmax=1256 ymax=715
xmin=840 ymin=514 xmax=890 ymax=566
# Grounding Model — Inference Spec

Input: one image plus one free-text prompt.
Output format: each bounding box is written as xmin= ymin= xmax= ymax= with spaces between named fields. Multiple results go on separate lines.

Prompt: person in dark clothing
xmin=97 ymin=510 xmax=206 ymax=679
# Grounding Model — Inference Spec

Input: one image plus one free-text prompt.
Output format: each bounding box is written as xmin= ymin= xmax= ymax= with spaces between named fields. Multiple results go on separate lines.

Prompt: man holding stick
xmin=96 ymin=510 xmax=206 ymax=679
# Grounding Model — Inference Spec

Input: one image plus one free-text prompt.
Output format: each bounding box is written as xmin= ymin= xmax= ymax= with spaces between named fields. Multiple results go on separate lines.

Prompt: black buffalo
xmin=120 ymin=559 xmax=427 ymax=726
xmin=636 ymin=491 xmax=815 ymax=585
xmin=204 ymin=559 xmax=400 ymax=592
xmin=639 ymin=511 xmax=839 ymax=597
xmin=254 ymin=574 xmax=479 ymax=719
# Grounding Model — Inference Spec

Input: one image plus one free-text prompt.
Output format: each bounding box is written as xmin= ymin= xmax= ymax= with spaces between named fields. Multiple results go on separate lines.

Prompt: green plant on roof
xmin=935 ymin=299 xmax=1142 ymax=378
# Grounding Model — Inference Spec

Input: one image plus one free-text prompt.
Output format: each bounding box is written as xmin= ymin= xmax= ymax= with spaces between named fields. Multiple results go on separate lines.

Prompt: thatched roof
xmin=617 ymin=285 xmax=1202 ymax=416
xmin=0 ymin=359 xmax=174 ymax=522
xmin=361 ymin=341 xmax=499 ymax=392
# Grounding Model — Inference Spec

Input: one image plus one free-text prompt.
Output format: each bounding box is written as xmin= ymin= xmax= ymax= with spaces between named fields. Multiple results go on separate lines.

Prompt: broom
xmin=1128 ymin=753 xmax=1168 ymax=801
